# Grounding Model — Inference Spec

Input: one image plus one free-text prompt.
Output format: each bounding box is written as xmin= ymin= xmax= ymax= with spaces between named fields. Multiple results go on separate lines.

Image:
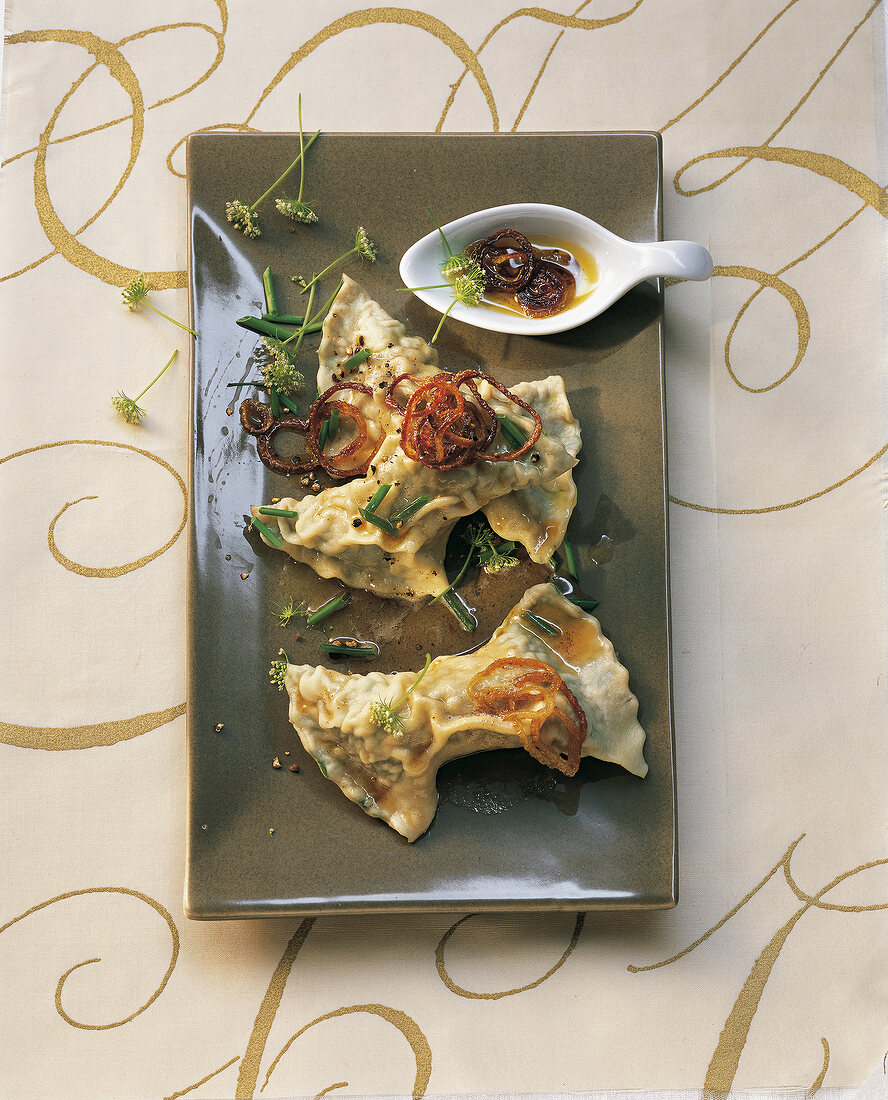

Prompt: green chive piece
xmin=227 ymin=379 xmax=267 ymax=388
xmin=523 ymin=611 xmax=561 ymax=636
xmin=306 ymin=592 xmax=351 ymax=626
xmin=320 ymin=642 xmax=378 ymax=659
xmin=391 ymin=495 xmax=432 ymax=527
xmin=341 ymin=347 xmax=372 ymax=373
xmin=366 ymin=483 xmax=392 ymax=512
xmin=258 ymin=506 xmax=299 ymax=519
xmin=251 ymin=517 xmax=283 ymax=549
xmin=262 ymin=312 xmax=305 ymax=325
xmin=262 ymin=266 xmax=277 ymax=315
xmin=318 ymin=416 xmax=329 ymax=451
xmin=269 ymin=389 xmax=281 ymax=418
xmin=358 ymin=508 xmax=398 ymax=537
xmin=326 ymin=406 xmax=340 ymax=443
xmin=496 ymin=413 xmax=527 ymax=450
xmin=442 ymin=589 xmax=477 ymax=632
xmin=569 ymin=597 xmax=598 ymax=611
xmin=278 ymin=393 xmax=299 ymax=414
xmin=237 ymin=315 xmax=324 ymax=342
xmin=561 ymin=539 xmax=579 ymax=580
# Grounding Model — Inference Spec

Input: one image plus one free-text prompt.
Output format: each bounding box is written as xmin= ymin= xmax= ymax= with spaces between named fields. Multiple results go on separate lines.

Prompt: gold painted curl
xmin=436 ymin=0 xmax=646 ymax=131
xmin=0 ymin=886 xmax=179 ymax=1030
xmin=4 ymin=28 xmax=184 ymax=288
xmin=260 ymin=1004 xmax=431 ymax=1098
xmin=0 ymin=439 xmax=186 ymax=576
xmin=435 ymin=911 xmax=584 ymax=999
xmin=627 ymin=834 xmax=888 ymax=1096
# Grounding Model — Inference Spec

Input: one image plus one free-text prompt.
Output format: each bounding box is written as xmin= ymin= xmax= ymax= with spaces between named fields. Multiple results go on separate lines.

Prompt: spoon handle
xmin=632 ymin=239 xmax=713 ymax=282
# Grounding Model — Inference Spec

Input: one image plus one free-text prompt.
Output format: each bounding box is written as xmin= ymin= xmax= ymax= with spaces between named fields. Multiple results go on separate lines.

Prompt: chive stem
xmin=284 ymin=277 xmax=316 ymax=353
xmin=237 ymin=316 xmax=322 ymax=342
xmin=430 ymin=543 xmax=474 ymax=603
xmin=318 ymin=416 xmax=329 ymax=452
xmin=441 ymin=589 xmax=476 ymax=631
xmin=320 ymin=642 xmax=378 ymax=659
xmin=569 ymin=597 xmax=598 ymax=611
xmin=269 ymin=389 xmax=281 ymax=418
xmin=341 ymin=347 xmax=372 ymax=372
xmin=278 ymin=393 xmax=300 ymax=414
xmin=226 ymin=379 xmax=267 ymax=388
xmin=306 ymin=592 xmax=351 ymax=626
xmin=326 ymin=406 xmax=340 ymax=443
xmin=391 ymin=495 xmax=432 ymax=527
xmin=561 ymin=538 xmax=579 ymax=579
xmin=262 ymin=267 xmax=277 ymax=315
xmin=262 ymin=312 xmax=305 ymax=325
xmin=523 ymin=611 xmax=561 ymax=636
xmin=250 ymin=128 xmax=320 ymax=211
xmin=358 ymin=508 xmax=398 ymax=537
xmin=496 ymin=413 xmax=527 ymax=450
xmin=366 ymin=483 xmax=392 ymax=512
xmin=258 ymin=506 xmax=299 ymax=519
xmin=251 ymin=517 xmax=283 ymax=549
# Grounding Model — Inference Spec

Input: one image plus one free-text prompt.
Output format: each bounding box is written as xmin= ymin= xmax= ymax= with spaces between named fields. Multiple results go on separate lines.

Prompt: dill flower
xmin=121 ymin=272 xmax=150 ymax=310
xmin=275 ymin=198 xmax=318 ymax=224
xmin=226 ymin=199 xmax=261 ymax=238
xmin=225 ymin=121 xmax=321 ymax=238
xmin=269 ymin=649 xmax=289 ymax=691
xmin=120 ymin=273 xmax=197 ymax=336
xmin=110 ymin=349 xmax=178 ymax=426
xmin=441 ymin=251 xmax=474 ymax=279
xmin=354 ymin=226 xmax=377 ymax=262
xmin=111 ymin=392 xmax=145 ymax=425
xmin=369 ymin=654 xmax=432 ymax=735
xmin=258 ymin=338 xmax=304 ymax=395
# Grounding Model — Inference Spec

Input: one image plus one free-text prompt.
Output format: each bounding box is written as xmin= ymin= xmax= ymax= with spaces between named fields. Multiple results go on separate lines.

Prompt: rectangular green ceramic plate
xmin=184 ymin=132 xmax=676 ymax=918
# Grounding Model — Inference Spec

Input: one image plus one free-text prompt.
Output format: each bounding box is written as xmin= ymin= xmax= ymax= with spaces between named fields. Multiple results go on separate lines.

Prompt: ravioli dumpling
xmin=281 ymin=583 xmax=647 ymax=841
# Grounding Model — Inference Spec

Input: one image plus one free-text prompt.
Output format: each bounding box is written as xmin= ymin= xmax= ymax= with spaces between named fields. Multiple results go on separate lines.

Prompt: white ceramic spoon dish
xmin=399 ymin=202 xmax=713 ymax=337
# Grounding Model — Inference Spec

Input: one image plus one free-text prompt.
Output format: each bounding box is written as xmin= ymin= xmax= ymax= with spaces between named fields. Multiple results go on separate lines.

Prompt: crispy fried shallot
xmin=392 ymin=369 xmax=541 ymax=470
xmin=467 ymin=656 xmax=587 ymax=776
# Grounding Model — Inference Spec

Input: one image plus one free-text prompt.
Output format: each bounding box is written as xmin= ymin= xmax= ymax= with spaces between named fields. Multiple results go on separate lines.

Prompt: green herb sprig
xmin=121 ymin=274 xmax=198 ymax=337
xmin=226 ymin=127 xmax=320 ymax=238
xmin=275 ymin=95 xmax=318 ymax=224
xmin=293 ymin=227 xmax=377 ymax=295
xmin=370 ymin=653 xmax=432 ymax=734
xmin=111 ymin=349 xmax=178 ymax=425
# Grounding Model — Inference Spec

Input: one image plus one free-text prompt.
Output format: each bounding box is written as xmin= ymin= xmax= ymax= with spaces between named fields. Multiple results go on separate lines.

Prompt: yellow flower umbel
xmin=111 ymin=349 xmax=178 ymax=426
xmin=275 ymin=95 xmax=318 ymax=224
xmin=369 ymin=654 xmax=432 ymax=735
xmin=121 ymin=273 xmax=197 ymax=337
xmin=226 ymin=120 xmax=320 ymax=238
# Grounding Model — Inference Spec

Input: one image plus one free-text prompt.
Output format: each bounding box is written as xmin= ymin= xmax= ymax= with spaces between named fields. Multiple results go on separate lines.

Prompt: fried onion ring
xmin=396 ymin=369 xmax=539 ymax=470
xmin=516 ymin=260 xmax=576 ymax=318
xmin=306 ymin=380 xmax=381 ymax=478
xmin=468 ymin=228 xmax=536 ymax=292
xmin=467 ymin=657 xmax=587 ymax=777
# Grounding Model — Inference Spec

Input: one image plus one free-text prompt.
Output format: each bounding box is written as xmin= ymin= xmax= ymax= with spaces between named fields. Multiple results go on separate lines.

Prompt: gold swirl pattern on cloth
xmin=0 ymin=887 xmax=179 ymax=1029
xmin=628 ymin=835 xmax=888 ymax=1095
xmin=435 ymin=912 xmax=585 ymax=999
xmin=0 ymin=440 xmax=187 ymax=749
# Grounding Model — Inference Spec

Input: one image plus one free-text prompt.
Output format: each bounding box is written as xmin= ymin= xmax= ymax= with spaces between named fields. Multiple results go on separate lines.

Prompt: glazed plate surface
xmin=185 ymin=132 xmax=676 ymax=918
